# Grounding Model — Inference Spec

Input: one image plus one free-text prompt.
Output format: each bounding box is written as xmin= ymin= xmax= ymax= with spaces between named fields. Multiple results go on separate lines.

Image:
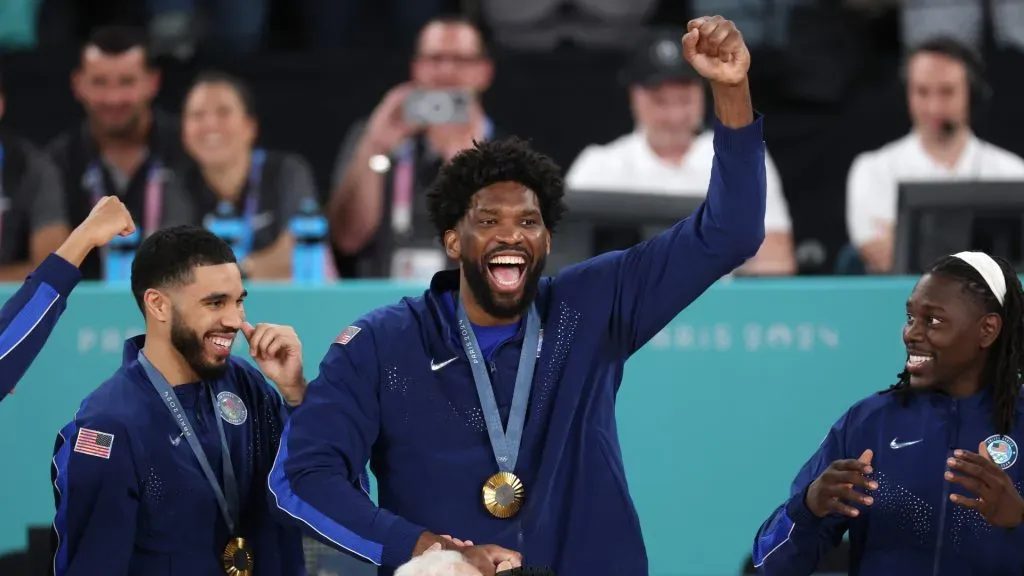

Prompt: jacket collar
xmin=122 ymin=334 xmax=147 ymax=365
xmin=423 ymin=269 xmax=553 ymax=356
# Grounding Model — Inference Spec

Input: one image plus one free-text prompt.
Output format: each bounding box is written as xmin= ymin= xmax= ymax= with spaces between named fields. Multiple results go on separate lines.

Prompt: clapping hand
xmin=946 ymin=441 xmax=1024 ymax=528
xmin=805 ymin=449 xmax=877 ymax=518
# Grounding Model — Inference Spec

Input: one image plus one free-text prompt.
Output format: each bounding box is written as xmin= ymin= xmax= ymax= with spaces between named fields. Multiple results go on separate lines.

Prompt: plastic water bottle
xmin=205 ymin=201 xmax=248 ymax=263
xmin=105 ymin=229 xmax=141 ymax=285
xmin=289 ymin=198 xmax=329 ymax=285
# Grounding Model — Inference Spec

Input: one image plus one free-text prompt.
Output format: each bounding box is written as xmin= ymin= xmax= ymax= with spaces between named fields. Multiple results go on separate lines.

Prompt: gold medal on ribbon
xmin=482 ymin=471 xmax=525 ymax=519
xmin=222 ymin=537 xmax=254 ymax=576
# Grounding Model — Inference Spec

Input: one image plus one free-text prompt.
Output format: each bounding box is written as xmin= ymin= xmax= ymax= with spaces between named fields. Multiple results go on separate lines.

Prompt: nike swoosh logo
xmin=431 ymin=357 xmax=458 ymax=371
xmin=169 ymin=434 xmax=182 ymax=447
xmin=890 ymin=437 xmax=923 ymax=449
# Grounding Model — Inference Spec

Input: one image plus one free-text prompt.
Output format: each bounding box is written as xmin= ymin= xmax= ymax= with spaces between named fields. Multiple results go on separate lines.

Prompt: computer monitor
xmin=548 ymin=189 xmax=705 ymax=273
xmin=892 ymin=181 xmax=1024 ymax=274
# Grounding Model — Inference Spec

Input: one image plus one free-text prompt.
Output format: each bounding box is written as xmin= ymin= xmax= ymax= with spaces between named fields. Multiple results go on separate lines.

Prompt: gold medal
xmin=482 ymin=471 xmax=525 ymax=518
xmin=222 ymin=537 xmax=254 ymax=576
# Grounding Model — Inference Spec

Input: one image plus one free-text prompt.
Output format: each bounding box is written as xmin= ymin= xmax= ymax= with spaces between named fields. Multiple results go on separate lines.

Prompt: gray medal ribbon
xmin=456 ymin=299 xmax=540 ymax=473
xmin=139 ymin=352 xmax=240 ymax=535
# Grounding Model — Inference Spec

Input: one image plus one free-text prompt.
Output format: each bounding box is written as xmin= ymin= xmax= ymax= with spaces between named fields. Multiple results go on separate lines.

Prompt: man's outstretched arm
xmin=563 ymin=16 xmax=767 ymax=358
xmin=1 ymin=196 xmax=135 ymax=399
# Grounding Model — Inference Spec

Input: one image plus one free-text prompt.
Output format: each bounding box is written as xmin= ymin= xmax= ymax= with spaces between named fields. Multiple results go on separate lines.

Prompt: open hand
xmin=946 ymin=440 xmax=1024 ymax=528
xmin=682 ymin=16 xmax=750 ymax=86
xmin=241 ymin=321 xmax=305 ymax=405
xmin=806 ymin=449 xmax=877 ymax=517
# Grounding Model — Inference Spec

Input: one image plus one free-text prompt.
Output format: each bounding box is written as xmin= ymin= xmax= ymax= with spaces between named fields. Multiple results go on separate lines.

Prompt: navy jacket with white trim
xmin=50 ymin=335 xmax=305 ymax=575
xmin=0 ymin=253 xmax=81 ymax=400
xmin=269 ymin=116 xmax=768 ymax=575
xmin=753 ymin=387 xmax=1024 ymax=576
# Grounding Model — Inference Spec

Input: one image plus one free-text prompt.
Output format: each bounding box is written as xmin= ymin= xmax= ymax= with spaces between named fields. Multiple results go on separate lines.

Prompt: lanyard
xmin=138 ymin=352 xmax=240 ymax=535
xmin=391 ymin=118 xmax=493 ymax=235
xmin=237 ymin=149 xmax=266 ymax=256
xmin=84 ymin=158 xmax=164 ymax=237
xmin=456 ymin=298 xmax=540 ymax=473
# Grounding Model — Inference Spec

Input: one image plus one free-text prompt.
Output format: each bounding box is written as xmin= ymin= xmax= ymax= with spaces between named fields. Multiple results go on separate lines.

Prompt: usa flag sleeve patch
xmin=74 ymin=428 xmax=115 ymax=459
xmin=335 ymin=325 xmax=362 ymax=345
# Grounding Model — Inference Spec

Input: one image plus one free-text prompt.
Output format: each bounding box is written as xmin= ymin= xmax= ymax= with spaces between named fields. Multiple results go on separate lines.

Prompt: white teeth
xmin=210 ymin=337 xmax=233 ymax=349
xmin=489 ymin=255 xmax=525 ymax=265
xmin=908 ymin=354 xmax=932 ymax=366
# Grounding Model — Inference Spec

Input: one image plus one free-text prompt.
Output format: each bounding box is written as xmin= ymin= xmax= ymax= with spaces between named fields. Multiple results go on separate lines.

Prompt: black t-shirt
xmin=171 ymin=150 xmax=320 ymax=254
xmin=0 ymin=128 xmax=67 ymax=265
xmin=46 ymin=110 xmax=184 ymax=280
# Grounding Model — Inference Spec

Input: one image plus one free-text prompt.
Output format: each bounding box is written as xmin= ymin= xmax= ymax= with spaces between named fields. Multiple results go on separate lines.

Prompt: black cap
xmin=621 ymin=28 xmax=701 ymax=87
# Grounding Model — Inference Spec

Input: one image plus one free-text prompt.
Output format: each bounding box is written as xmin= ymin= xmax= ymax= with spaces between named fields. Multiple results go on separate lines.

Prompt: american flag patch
xmin=74 ymin=428 xmax=114 ymax=459
xmin=335 ymin=325 xmax=361 ymax=345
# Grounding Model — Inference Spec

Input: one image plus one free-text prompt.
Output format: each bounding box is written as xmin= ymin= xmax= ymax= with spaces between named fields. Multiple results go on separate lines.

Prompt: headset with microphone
xmin=901 ymin=37 xmax=992 ymax=174
xmin=901 ymin=37 xmax=992 ymax=135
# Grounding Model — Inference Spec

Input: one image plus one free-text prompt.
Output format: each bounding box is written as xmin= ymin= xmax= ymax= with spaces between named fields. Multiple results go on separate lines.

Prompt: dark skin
xmin=409 ymin=182 xmax=546 ymax=572
xmin=411 ymin=15 xmax=761 ymax=569
xmin=444 ymin=181 xmax=551 ymax=327
xmin=806 ymin=273 xmax=1024 ymax=526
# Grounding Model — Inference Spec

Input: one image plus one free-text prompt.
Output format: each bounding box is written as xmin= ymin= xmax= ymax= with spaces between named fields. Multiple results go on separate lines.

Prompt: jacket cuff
xmin=32 ymin=253 xmax=83 ymax=299
xmin=380 ymin=519 xmax=428 ymax=567
xmin=713 ymin=113 xmax=764 ymax=157
xmin=785 ymin=486 xmax=824 ymax=528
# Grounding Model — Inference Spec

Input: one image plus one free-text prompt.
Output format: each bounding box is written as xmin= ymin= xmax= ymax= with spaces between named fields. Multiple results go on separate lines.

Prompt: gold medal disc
xmin=482 ymin=471 xmax=525 ymax=518
xmin=222 ymin=537 xmax=254 ymax=576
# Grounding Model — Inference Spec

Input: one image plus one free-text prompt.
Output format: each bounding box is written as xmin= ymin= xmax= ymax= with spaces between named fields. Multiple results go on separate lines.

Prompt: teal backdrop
xmin=0 ymin=277 xmax=917 ymax=575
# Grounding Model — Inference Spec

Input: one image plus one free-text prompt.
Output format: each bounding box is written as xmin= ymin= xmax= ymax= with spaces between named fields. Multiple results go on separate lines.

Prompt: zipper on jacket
xmin=932 ymin=399 xmax=957 ymax=576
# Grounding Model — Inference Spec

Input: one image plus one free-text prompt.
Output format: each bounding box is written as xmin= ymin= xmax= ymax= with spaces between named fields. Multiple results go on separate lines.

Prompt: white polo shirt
xmin=846 ymin=132 xmax=1024 ymax=247
xmin=564 ymin=130 xmax=792 ymax=232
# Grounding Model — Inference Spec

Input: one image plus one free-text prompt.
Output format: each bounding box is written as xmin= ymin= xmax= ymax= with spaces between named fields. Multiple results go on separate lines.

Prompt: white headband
xmin=952 ymin=251 xmax=1007 ymax=306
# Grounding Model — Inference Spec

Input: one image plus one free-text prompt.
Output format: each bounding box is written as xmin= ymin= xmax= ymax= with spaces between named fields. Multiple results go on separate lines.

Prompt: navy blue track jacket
xmin=51 ymin=335 xmax=305 ymax=576
xmin=0 ymin=253 xmax=81 ymax=400
xmin=270 ymin=117 xmax=767 ymax=575
xmin=753 ymin=387 xmax=1024 ymax=575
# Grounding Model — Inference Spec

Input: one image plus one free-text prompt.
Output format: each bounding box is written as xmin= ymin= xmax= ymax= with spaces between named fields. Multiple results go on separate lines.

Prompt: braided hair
xmin=881 ymin=254 xmax=1024 ymax=435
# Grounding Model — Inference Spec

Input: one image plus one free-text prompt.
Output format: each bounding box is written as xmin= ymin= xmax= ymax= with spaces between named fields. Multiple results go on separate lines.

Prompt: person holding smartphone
xmin=327 ymin=16 xmax=500 ymax=280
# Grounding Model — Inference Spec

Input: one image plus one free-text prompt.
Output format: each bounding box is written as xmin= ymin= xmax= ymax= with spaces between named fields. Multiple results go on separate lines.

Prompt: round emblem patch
xmin=983 ymin=434 xmax=1018 ymax=470
xmin=216 ymin=391 xmax=248 ymax=426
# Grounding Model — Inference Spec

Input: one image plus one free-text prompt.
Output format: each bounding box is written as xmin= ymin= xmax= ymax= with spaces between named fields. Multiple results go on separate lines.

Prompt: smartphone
xmin=402 ymin=89 xmax=471 ymax=126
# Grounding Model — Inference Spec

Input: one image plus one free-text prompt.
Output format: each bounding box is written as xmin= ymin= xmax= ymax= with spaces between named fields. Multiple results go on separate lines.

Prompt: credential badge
xmin=217 ymin=391 xmax=248 ymax=426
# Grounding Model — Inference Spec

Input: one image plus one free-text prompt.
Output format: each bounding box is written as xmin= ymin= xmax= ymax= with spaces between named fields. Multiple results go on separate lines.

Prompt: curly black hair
xmin=881 ymin=254 xmax=1023 ymax=435
xmin=425 ymin=137 xmax=568 ymax=244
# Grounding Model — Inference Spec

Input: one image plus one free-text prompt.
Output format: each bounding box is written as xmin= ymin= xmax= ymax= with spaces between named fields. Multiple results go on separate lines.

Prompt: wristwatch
xmin=368 ymin=154 xmax=391 ymax=174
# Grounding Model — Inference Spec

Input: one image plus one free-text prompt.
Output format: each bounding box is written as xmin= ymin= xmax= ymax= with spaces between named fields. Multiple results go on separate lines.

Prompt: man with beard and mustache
xmin=51 ymin=225 xmax=306 ymax=575
xmin=272 ymin=16 xmax=765 ymax=576
xmin=47 ymin=25 xmax=187 ymax=281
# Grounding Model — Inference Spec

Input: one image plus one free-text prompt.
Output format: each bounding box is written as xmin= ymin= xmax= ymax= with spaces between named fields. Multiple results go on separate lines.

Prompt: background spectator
xmin=174 ymin=71 xmax=322 ymax=280
xmin=844 ymin=37 xmax=1024 ymax=274
xmin=0 ymin=74 xmax=69 ymax=281
xmin=566 ymin=27 xmax=796 ymax=276
xmin=328 ymin=17 xmax=497 ymax=280
xmin=46 ymin=25 xmax=186 ymax=281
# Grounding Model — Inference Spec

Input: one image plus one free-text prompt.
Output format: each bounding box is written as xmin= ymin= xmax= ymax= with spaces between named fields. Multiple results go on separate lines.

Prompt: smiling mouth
xmin=486 ymin=254 xmax=527 ymax=293
xmin=206 ymin=334 xmax=236 ymax=358
xmin=906 ymin=352 xmax=934 ymax=372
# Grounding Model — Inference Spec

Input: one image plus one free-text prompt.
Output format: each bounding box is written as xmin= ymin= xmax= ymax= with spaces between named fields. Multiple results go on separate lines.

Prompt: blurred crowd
xmin=0 ymin=1 xmax=1021 ymax=287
